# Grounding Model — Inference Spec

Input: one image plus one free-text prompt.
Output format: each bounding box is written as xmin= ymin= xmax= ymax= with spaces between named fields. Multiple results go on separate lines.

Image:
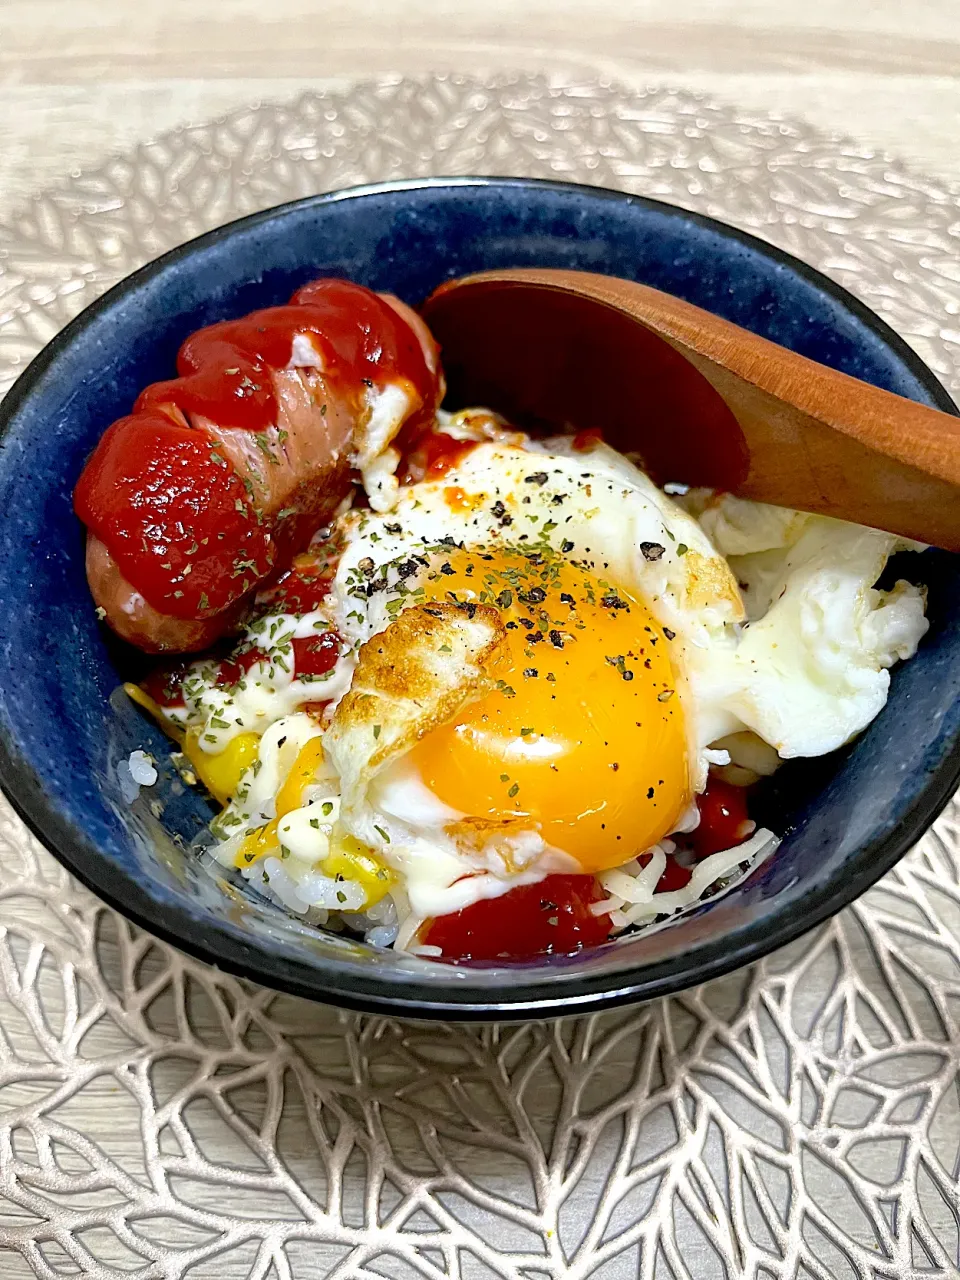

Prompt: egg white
xmin=687 ymin=493 xmax=928 ymax=755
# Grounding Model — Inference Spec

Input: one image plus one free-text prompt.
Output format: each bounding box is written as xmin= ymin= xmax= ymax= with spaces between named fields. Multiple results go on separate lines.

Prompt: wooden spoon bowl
xmin=421 ymin=268 xmax=960 ymax=549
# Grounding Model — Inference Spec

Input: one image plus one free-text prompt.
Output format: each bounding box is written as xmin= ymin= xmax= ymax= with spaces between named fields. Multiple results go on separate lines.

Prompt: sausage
xmin=74 ymin=280 xmax=442 ymax=653
xmin=84 ymin=534 xmax=250 ymax=652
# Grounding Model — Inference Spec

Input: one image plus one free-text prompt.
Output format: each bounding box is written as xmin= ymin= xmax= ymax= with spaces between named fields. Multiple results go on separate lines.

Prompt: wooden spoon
xmin=420 ymin=268 xmax=960 ymax=550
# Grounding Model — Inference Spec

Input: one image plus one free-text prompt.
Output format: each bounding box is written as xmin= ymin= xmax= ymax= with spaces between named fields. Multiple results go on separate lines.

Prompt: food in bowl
xmin=73 ymin=277 xmax=930 ymax=963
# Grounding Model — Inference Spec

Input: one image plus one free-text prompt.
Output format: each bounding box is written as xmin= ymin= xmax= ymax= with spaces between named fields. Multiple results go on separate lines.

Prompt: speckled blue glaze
xmin=0 ymin=177 xmax=957 ymax=1019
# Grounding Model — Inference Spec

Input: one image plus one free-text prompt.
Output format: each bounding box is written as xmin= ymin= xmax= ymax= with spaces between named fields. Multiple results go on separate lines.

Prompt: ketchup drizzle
xmin=137 ymin=280 xmax=433 ymax=433
xmin=690 ymin=777 xmax=752 ymax=859
xmin=291 ymin=632 xmax=341 ymax=679
xmin=74 ymin=413 xmax=274 ymax=618
xmin=74 ymin=279 xmax=437 ymax=622
xmin=400 ymin=428 xmax=477 ymax=483
xmin=424 ymin=874 xmax=612 ymax=962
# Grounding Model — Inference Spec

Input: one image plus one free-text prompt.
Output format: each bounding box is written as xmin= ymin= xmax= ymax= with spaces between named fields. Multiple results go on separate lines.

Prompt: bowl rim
xmin=0 ymin=173 xmax=957 ymax=1021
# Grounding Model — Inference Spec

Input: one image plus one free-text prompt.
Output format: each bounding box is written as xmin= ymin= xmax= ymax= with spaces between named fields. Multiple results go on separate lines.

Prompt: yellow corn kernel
xmin=322 ymin=834 xmax=396 ymax=909
xmin=234 ymin=819 xmax=280 ymax=868
xmin=276 ymin=737 xmax=326 ymax=818
xmin=184 ymin=728 xmax=260 ymax=805
xmin=123 ymin=682 xmax=184 ymax=746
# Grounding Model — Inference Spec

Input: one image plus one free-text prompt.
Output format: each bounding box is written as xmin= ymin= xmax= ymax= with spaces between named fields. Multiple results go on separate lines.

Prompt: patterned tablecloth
xmin=0 ymin=75 xmax=958 ymax=1280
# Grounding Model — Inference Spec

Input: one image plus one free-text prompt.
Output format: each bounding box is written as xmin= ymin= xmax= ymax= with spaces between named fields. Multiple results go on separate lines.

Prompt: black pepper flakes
xmin=490 ymin=499 xmax=513 ymax=527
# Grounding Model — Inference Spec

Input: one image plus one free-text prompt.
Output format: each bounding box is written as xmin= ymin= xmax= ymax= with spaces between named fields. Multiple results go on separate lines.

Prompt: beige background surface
xmin=0 ymin=14 xmax=959 ymax=1280
xmin=1 ymin=0 xmax=959 ymax=213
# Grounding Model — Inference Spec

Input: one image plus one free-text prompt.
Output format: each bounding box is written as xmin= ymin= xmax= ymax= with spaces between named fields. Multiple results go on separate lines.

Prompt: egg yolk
xmin=407 ymin=545 xmax=691 ymax=872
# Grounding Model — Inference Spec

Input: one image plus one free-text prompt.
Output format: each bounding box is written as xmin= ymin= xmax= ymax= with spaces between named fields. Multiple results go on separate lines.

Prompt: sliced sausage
xmin=74 ymin=279 xmax=441 ymax=653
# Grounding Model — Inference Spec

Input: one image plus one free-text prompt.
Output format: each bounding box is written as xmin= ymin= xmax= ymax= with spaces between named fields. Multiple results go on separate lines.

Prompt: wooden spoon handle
xmin=430 ymin=268 xmax=960 ymax=549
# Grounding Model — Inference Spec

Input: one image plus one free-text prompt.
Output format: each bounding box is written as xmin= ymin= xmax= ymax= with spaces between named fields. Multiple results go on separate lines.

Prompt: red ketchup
xmin=141 ymin=663 xmax=190 ymax=708
xmin=74 ymin=279 xmax=436 ymax=622
xmin=690 ymin=777 xmax=752 ymax=859
xmin=216 ymin=647 xmax=269 ymax=688
xmin=423 ymin=874 xmax=612 ymax=962
xmin=76 ymin=414 xmax=275 ymax=618
xmin=292 ymin=632 xmax=340 ymax=679
xmin=262 ymin=563 xmax=333 ymax=616
xmin=400 ymin=427 xmax=477 ymax=483
xmin=651 ymin=777 xmax=753 ymax=893
xmin=655 ymin=858 xmax=693 ymax=893
xmin=572 ymin=427 xmax=604 ymax=452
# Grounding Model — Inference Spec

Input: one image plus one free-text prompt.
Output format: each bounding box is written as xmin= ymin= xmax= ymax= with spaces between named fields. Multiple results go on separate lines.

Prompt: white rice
xmin=118 ymin=750 xmax=158 ymax=803
xmin=235 ymin=849 xmax=409 ymax=946
xmin=129 ymin=750 xmax=158 ymax=785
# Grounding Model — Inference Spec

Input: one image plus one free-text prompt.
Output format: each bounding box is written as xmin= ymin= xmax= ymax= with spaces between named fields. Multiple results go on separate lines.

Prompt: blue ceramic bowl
xmin=0 ymin=177 xmax=957 ymax=1019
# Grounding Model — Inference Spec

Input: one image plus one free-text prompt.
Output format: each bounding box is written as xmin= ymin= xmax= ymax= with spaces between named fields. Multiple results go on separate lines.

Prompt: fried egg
xmin=188 ymin=423 xmax=927 ymax=929
xmin=320 ymin=434 xmax=926 ymax=914
xmin=310 ymin=439 xmax=736 ymax=907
